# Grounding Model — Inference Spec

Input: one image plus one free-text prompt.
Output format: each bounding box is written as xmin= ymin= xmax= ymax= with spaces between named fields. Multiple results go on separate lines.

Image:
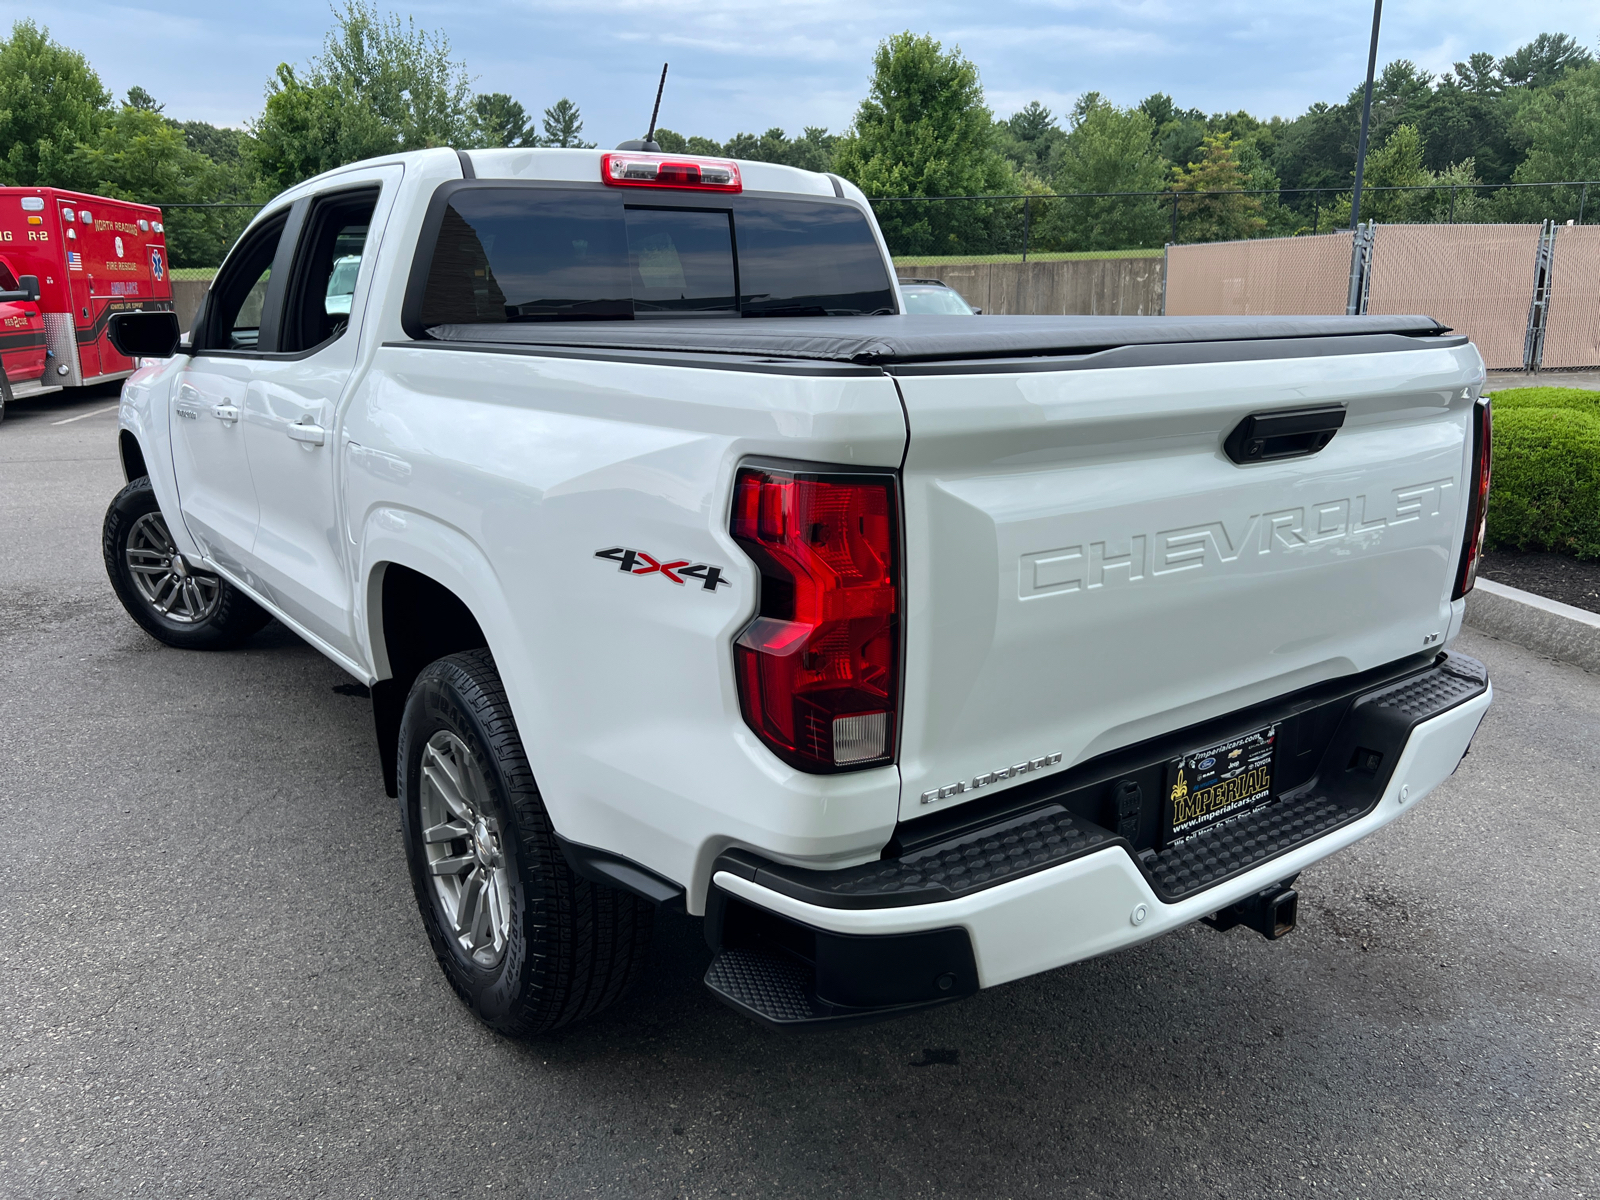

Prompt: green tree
xmin=540 ymin=97 xmax=593 ymax=148
xmin=831 ymin=32 xmax=1011 ymax=198
xmin=1171 ymin=133 xmax=1265 ymax=242
xmin=250 ymin=1 xmax=474 ymax=187
xmin=652 ymin=128 xmax=725 ymax=156
xmin=785 ymin=127 xmax=838 ymax=173
xmin=1413 ymin=76 xmax=1517 ymax=182
xmin=1501 ymin=63 xmax=1600 ymax=221
xmin=831 ymin=32 xmax=1012 ymax=256
xmin=1317 ymin=123 xmax=1487 ymax=227
xmin=1500 ymin=33 xmax=1594 ymax=89
xmin=1041 ymin=95 xmax=1166 ymax=251
xmin=124 ymin=85 xmax=161 ymax=113
xmin=181 ymin=120 xmax=249 ymax=168
xmin=250 ymin=65 xmax=382 ymax=189
xmin=1448 ymin=52 xmax=1504 ymax=96
xmin=64 ymin=103 xmax=237 ymax=265
xmin=993 ymin=101 xmax=1064 ymax=177
xmin=0 ymin=20 xmax=109 ymax=186
xmin=724 ymin=128 xmax=787 ymax=163
xmin=471 ymin=92 xmax=530 ymax=148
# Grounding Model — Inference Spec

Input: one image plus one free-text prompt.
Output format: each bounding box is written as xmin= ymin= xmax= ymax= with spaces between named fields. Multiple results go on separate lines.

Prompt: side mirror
xmin=108 ymin=311 xmax=182 ymax=359
xmin=0 ymin=274 xmax=39 ymax=303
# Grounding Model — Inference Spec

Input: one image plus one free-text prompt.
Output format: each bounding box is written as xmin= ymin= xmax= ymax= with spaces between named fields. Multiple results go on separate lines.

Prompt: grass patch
xmin=169 ymin=267 xmax=217 ymax=281
xmin=893 ymin=248 xmax=1165 ymax=266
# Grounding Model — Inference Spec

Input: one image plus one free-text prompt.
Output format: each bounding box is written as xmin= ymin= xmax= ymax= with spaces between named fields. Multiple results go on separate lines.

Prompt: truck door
xmin=238 ymin=168 xmax=401 ymax=659
xmin=168 ymin=211 xmax=290 ymax=576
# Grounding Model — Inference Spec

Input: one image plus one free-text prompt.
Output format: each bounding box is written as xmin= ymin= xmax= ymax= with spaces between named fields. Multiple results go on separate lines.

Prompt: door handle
xmin=287 ymin=421 xmax=326 ymax=447
xmin=1224 ymin=405 xmax=1346 ymax=464
xmin=211 ymin=403 xmax=239 ymax=424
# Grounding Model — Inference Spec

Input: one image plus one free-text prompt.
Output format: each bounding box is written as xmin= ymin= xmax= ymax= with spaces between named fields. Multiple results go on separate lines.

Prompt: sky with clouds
xmin=5 ymin=0 xmax=1596 ymax=142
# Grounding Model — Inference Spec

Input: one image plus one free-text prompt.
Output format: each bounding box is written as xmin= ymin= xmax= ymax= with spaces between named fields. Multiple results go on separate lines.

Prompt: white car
xmin=323 ymin=253 xmax=362 ymax=316
xmin=103 ymin=147 xmax=1493 ymax=1034
xmin=899 ymin=277 xmax=980 ymax=314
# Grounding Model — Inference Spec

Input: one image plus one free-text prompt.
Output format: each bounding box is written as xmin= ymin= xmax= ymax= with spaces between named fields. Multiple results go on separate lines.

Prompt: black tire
xmin=399 ymin=648 xmax=654 ymax=1036
xmin=102 ymin=476 xmax=271 ymax=650
xmin=0 ymin=368 xmax=11 ymax=423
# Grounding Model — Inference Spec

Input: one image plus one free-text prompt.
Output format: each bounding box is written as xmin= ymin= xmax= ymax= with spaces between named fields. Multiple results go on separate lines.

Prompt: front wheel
xmin=399 ymin=649 xmax=654 ymax=1036
xmin=102 ymin=476 xmax=270 ymax=649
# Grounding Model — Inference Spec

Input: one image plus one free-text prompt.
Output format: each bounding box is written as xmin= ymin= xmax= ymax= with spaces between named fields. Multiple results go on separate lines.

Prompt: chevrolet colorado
xmin=103 ymin=146 xmax=1492 ymax=1034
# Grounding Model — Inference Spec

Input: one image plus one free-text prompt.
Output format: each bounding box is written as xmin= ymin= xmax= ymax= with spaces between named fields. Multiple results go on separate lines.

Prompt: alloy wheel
xmin=419 ymin=730 xmax=512 ymax=968
xmin=124 ymin=512 xmax=222 ymax=624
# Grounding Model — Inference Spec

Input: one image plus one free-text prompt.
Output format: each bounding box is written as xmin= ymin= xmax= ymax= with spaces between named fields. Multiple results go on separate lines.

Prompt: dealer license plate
xmin=1164 ymin=725 xmax=1277 ymax=842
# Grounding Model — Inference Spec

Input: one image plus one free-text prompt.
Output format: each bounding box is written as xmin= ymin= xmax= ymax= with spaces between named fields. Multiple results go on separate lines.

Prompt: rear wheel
xmin=102 ymin=476 xmax=270 ymax=649
xmin=399 ymin=648 xmax=654 ymax=1036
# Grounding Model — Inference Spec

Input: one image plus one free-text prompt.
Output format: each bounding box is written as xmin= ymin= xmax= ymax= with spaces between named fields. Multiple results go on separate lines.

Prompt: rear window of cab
xmin=406 ymin=184 xmax=897 ymax=334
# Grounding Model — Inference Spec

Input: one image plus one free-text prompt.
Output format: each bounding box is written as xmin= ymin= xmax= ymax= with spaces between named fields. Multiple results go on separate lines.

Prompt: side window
xmin=416 ymin=190 xmax=629 ymax=327
xmin=280 ymin=189 xmax=379 ymax=353
xmin=201 ymin=215 xmax=287 ymax=352
xmin=0 ymin=260 xmax=17 ymax=291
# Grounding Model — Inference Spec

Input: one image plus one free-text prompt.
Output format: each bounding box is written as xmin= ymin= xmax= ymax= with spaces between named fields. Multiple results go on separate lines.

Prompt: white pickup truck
xmin=103 ymin=146 xmax=1493 ymax=1034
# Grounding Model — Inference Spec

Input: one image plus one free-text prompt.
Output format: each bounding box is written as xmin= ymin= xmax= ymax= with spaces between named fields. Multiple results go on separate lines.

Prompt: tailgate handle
xmin=1224 ymin=405 xmax=1346 ymax=465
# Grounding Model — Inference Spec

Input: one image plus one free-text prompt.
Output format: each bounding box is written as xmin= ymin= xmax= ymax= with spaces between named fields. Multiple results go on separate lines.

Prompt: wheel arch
xmin=359 ymin=512 xmax=520 ymax=797
xmin=119 ymin=429 xmax=149 ymax=483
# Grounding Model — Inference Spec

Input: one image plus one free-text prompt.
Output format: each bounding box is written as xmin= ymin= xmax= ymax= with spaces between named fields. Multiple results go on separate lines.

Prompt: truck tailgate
xmin=894 ymin=339 xmax=1483 ymax=820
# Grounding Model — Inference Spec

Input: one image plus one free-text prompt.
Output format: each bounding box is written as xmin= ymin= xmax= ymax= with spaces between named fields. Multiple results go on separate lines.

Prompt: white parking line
xmin=51 ymin=405 xmax=120 ymax=426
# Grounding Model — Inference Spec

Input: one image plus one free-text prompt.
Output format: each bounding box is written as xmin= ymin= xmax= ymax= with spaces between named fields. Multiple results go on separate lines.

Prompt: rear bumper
xmin=705 ymin=654 xmax=1490 ymax=1024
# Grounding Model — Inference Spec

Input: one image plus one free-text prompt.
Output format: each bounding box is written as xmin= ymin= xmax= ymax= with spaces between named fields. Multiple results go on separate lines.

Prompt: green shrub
xmin=1482 ymin=396 xmax=1600 ymax=559
xmin=1488 ymin=386 xmax=1600 ymax=419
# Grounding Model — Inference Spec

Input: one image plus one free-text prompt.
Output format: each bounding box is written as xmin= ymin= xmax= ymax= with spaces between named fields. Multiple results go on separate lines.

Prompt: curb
xmin=1463 ymin=577 xmax=1600 ymax=673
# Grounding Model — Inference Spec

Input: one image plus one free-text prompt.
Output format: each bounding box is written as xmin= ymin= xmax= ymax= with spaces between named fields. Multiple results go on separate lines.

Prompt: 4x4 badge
xmin=594 ymin=546 xmax=731 ymax=592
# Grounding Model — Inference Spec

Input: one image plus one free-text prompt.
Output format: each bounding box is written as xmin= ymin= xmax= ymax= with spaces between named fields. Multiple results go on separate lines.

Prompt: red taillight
xmin=731 ymin=465 xmax=900 ymax=772
xmin=1454 ymin=398 xmax=1493 ymax=599
xmin=601 ymin=152 xmax=742 ymax=192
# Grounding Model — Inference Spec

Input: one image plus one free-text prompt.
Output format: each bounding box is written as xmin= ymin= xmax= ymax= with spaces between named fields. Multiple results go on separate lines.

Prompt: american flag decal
xmin=67 ymin=251 xmax=83 ymax=268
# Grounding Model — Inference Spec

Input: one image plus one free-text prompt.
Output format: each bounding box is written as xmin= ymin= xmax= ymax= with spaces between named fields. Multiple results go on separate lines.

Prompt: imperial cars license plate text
xmin=1165 ymin=725 xmax=1277 ymax=841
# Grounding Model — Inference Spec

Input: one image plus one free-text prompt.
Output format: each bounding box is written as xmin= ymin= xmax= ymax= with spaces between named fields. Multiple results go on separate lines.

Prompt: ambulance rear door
xmin=57 ymin=200 xmax=98 ymax=379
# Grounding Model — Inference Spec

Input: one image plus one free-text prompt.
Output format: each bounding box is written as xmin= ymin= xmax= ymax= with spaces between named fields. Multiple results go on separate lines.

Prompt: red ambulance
xmin=1 ymin=187 xmax=174 ymax=412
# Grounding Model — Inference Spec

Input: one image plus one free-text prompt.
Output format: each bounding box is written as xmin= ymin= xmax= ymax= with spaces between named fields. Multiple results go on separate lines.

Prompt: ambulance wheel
xmin=102 ymin=476 xmax=271 ymax=650
xmin=0 ymin=370 xmax=11 ymax=423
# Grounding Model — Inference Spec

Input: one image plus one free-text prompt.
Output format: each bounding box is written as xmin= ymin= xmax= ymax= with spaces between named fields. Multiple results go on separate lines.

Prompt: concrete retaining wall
xmin=171 ymin=279 xmax=210 ymax=334
xmin=895 ymin=256 xmax=1165 ymax=316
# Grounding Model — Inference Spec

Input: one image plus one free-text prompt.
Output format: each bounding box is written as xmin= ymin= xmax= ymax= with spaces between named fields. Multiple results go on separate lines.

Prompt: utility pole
xmin=1350 ymin=0 xmax=1383 ymax=229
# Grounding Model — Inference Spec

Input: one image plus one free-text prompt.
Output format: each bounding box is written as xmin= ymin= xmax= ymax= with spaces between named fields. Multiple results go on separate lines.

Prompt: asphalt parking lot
xmin=3 ymin=386 xmax=1598 ymax=1200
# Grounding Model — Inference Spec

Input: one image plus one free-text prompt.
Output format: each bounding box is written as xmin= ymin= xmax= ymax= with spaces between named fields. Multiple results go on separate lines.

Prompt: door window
xmin=202 ymin=214 xmax=287 ymax=352
xmin=280 ymin=189 xmax=379 ymax=353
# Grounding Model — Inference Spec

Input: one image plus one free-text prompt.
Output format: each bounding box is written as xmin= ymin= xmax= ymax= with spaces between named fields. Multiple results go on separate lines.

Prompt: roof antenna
xmin=616 ymin=63 xmax=668 ymax=152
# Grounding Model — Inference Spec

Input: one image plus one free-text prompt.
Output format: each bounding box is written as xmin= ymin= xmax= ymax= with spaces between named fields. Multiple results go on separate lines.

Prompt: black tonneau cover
xmin=426 ymin=313 xmax=1451 ymax=365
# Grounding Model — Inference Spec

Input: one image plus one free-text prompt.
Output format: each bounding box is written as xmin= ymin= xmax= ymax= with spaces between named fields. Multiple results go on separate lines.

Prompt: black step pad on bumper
xmin=1142 ymin=794 xmax=1352 ymax=900
xmin=715 ymin=807 xmax=1111 ymax=910
xmin=1140 ymin=653 xmax=1487 ymax=901
xmin=715 ymin=652 xmax=1488 ymax=914
xmin=702 ymin=919 xmax=978 ymax=1029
